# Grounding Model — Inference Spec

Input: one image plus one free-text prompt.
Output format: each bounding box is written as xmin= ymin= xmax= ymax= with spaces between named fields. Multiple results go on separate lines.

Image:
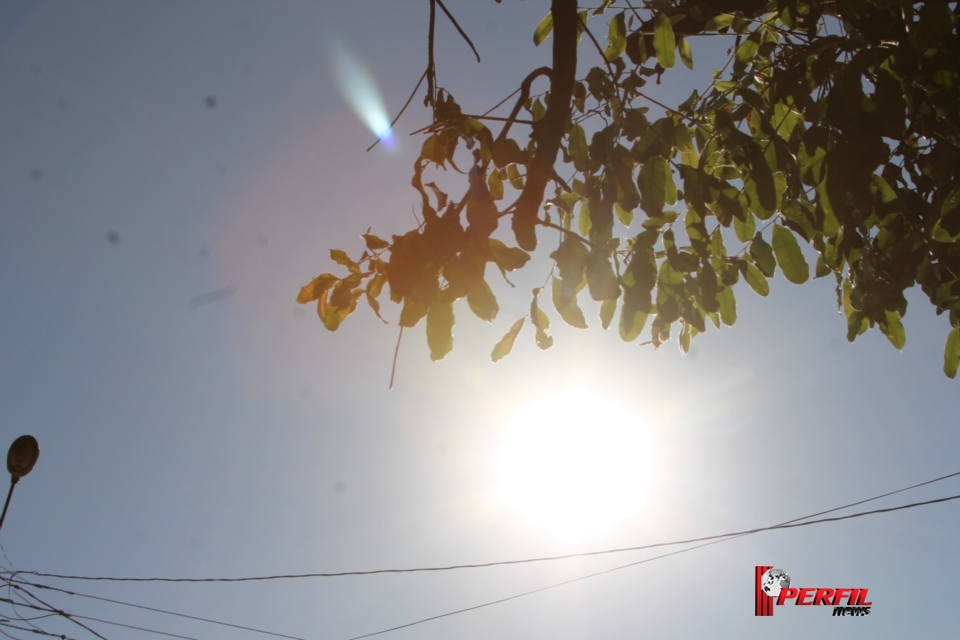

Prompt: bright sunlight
xmin=492 ymin=391 xmax=656 ymax=538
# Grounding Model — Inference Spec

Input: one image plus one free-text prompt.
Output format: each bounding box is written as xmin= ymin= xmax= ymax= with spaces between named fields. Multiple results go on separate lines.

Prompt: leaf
xmin=734 ymin=212 xmax=756 ymax=243
xmin=772 ymin=225 xmax=809 ymax=284
xmin=717 ymin=286 xmax=737 ymax=326
xmin=600 ymin=298 xmax=617 ymax=330
xmin=704 ymin=13 xmax=734 ymax=31
xmin=945 ymin=328 xmax=960 ymax=379
xmin=569 ymin=124 xmax=590 ymax=172
xmin=615 ymin=202 xmax=634 ymax=227
xmin=489 ymin=239 xmax=531 ymax=274
xmin=426 ymin=302 xmax=454 ymax=361
xmin=604 ymin=11 xmax=627 ymax=62
xmin=619 ymin=306 xmax=648 ymax=342
xmin=487 ymin=170 xmax=504 ymax=201
xmin=586 ymin=251 xmax=620 ymax=301
xmin=297 ymin=273 xmax=338 ymax=304
xmin=530 ymin=289 xmax=554 ymax=350
xmin=552 ymin=277 xmax=588 ymax=329
xmin=492 ymin=317 xmax=525 ymax=362
xmin=534 ymin=11 xmax=553 ymax=46
xmin=330 ymin=249 xmax=360 ymax=274
xmin=467 ymin=278 xmax=499 ymax=322
xmin=750 ymin=232 xmax=776 ymax=277
xmin=678 ymin=37 xmax=693 ymax=70
xmin=399 ymin=299 xmax=428 ymax=327
xmin=735 ymin=32 xmax=760 ymax=65
xmin=578 ymin=199 xmax=592 ymax=237
xmin=881 ymin=310 xmax=906 ymax=350
xmin=653 ymin=13 xmax=676 ymax=69
xmin=639 ymin=156 xmax=668 ymax=217
xmin=553 ymin=234 xmax=590 ymax=284
xmin=740 ymin=261 xmax=770 ymax=296
xmin=679 ymin=321 xmax=691 ymax=354
xmin=361 ymin=234 xmax=389 ymax=252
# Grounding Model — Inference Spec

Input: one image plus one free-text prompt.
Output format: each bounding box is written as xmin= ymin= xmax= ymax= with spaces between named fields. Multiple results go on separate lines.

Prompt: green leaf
xmin=734 ymin=212 xmax=756 ymax=243
xmin=741 ymin=261 xmax=770 ymax=296
xmin=578 ymin=198 xmax=593 ymax=237
xmin=552 ymin=277 xmax=588 ymax=329
xmin=533 ymin=11 xmax=553 ymax=46
xmin=735 ymin=32 xmax=761 ymax=65
xmin=615 ymin=202 xmax=634 ymax=227
xmin=569 ymin=124 xmax=590 ymax=172
xmin=717 ymin=286 xmax=737 ymax=326
xmin=487 ymin=170 xmax=504 ymax=201
xmin=530 ymin=289 xmax=554 ymax=350
xmin=361 ymin=234 xmax=390 ymax=251
xmin=604 ymin=12 xmax=627 ymax=62
xmin=586 ymin=251 xmax=620 ymax=301
xmin=639 ymin=156 xmax=668 ymax=217
xmin=678 ymin=37 xmax=693 ymax=70
xmin=653 ymin=13 xmax=676 ymax=69
xmin=399 ymin=299 xmax=428 ymax=328
xmin=704 ymin=13 xmax=734 ymax=31
xmin=426 ymin=302 xmax=454 ymax=361
xmin=489 ymin=239 xmax=531 ymax=273
xmin=937 ymin=188 xmax=960 ymax=240
xmin=881 ymin=310 xmax=906 ymax=350
xmin=772 ymin=225 xmax=809 ymax=284
xmin=330 ymin=249 xmax=360 ymax=274
xmin=467 ymin=278 xmax=499 ymax=322
xmin=600 ymin=298 xmax=617 ymax=330
xmin=679 ymin=321 xmax=692 ymax=354
xmin=297 ymin=273 xmax=338 ymax=304
xmin=492 ymin=317 xmax=525 ymax=362
xmin=750 ymin=232 xmax=776 ymax=277
xmin=619 ymin=307 xmax=648 ymax=342
xmin=945 ymin=328 xmax=960 ymax=379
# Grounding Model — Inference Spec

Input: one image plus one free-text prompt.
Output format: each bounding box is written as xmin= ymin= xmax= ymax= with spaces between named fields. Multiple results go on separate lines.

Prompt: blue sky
xmin=1 ymin=2 xmax=958 ymax=639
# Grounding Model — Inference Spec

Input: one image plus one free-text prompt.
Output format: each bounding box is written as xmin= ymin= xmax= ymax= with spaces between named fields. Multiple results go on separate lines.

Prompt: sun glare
xmin=492 ymin=392 xmax=655 ymax=538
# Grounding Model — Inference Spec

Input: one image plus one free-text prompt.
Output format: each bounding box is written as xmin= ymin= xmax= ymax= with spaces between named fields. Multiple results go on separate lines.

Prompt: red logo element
xmin=755 ymin=565 xmax=774 ymax=616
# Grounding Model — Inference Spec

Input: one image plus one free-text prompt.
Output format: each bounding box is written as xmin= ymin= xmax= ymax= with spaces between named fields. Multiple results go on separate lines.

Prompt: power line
xmin=346 ymin=490 xmax=960 ymax=639
xmin=4 ymin=581 xmax=305 ymax=640
xmin=1 ymin=594 xmax=197 ymax=640
xmin=17 ymin=469 xmax=960 ymax=584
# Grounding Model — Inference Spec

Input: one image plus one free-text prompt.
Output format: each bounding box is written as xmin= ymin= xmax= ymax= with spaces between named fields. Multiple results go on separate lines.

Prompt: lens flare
xmin=329 ymin=42 xmax=395 ymax=149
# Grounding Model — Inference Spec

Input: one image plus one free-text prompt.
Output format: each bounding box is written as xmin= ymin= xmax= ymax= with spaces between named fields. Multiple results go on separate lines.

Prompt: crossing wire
xmin=16 ymin=469 xmax=960 ymax=584
xmin=346 ymin=490 xmax=960 ymax=639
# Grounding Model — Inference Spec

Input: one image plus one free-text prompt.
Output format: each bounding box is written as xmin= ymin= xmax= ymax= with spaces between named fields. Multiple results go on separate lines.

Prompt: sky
xmin=1 ymin=1 xmax=958 ymax=639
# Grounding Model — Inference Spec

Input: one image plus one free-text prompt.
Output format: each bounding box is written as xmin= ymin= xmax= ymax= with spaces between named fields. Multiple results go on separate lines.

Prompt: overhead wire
xmin=16 ymin=469 xmax=960 ymax=584
xmin=346 ymin=489 xmax=960 ymax=639
xmin=3 ymin=580 xmax=305 ymax=640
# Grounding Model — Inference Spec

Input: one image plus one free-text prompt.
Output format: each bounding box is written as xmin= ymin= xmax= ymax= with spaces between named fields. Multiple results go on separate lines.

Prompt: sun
xmin=492 ymin=391 xmax=655 ymax=538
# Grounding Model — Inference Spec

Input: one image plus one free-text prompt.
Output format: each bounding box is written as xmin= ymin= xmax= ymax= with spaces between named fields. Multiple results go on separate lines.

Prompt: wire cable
xmin=2 ymin=595 xmax=196 ymax=640
xmin=3 ymin=580 xmax=305 ymax=640
xmin=346 ymin=490 xmax=960 ymax=639
xmin=17 ymin=469 xmax=960 ymax=584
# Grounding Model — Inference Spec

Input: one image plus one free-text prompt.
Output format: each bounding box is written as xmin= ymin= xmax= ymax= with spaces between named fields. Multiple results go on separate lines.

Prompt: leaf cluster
xmin=301 ymin=0 xmax=960 ymax=378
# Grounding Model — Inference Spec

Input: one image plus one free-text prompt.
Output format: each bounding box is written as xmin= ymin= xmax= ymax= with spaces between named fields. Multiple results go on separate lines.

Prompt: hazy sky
xmin=1 ymin=2 xmax=958 ymax=639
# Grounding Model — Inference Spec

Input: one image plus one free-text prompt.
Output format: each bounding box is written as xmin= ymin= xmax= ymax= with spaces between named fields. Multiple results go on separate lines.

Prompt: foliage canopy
xmin=298 ymin=0 xmax=960 ymax=378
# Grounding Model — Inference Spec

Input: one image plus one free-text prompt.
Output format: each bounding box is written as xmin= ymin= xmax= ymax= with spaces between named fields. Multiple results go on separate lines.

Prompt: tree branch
xmin=435 ymin=0 xmax=481 ymax=63
xmin=511 ymin=0 xmax=578 ymax=251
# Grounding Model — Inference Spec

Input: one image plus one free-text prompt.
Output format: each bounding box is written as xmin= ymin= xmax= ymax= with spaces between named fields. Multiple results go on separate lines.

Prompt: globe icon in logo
xmin=760 ymin=568 xmax=791 ymax=597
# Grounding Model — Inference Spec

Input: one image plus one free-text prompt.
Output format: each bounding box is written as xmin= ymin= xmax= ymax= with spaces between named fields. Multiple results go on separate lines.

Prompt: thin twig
xmin=389 ymin=327 xmax=403 ymax=390
xmin=538 ymin=218 xmax=606 ymax=251
xmin=434 ymin=0 xmax=481 ymax=63
xmin=427 ymin=0 xmax=436 ymax=108
xmin=367 ymin=69 xmax=428 ymax=152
